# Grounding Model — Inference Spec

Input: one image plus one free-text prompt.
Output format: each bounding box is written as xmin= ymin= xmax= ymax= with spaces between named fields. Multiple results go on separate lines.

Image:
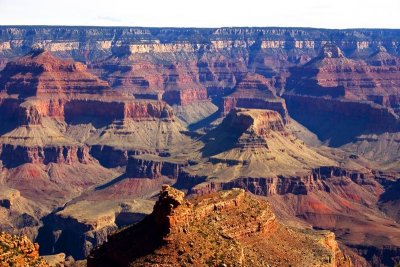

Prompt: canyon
xmin=0 ymin=26 xmax=399 ymax=266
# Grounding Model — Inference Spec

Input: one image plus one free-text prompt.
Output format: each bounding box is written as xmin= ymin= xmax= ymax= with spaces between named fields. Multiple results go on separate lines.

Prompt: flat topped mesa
xmin=201 ymin=108 xmax=289 ymax=157
xmin=0 ymin=50 xmax=110 ymax=97
xmin=223 ymin=108 xmax=286 ymax=137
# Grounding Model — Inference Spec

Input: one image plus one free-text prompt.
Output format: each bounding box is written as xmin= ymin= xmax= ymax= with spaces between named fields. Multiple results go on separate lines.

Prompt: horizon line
xmin=0 ymin=25 xmax=400 ymax=31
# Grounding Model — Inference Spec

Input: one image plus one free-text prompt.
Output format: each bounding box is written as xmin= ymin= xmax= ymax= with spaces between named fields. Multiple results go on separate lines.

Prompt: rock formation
xmin=88 ymin=185 xmax=352 ymax=267
xmin=179 ymin=108 xmax=335 ymax=187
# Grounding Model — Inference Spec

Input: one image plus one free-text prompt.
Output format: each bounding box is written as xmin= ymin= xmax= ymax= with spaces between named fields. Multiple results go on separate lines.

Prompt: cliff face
xmin=1 ymin=27 xmax=400 ymax=61
xmin=125 ymin=155 xmax=187 ymax=179
xmin=64 ymin=99 xmax=174 ymax=122
xmin=189 ymin=166 xmax=377 ymax=196
xmin=88 ymin=185 xmax=352 ymax=267
xmin=0 ymin=144 xmax=91 ymax=167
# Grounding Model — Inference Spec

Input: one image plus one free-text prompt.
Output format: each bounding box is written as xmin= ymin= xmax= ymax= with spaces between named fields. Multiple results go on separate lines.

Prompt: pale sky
xmin=0 ymin=0 xmax=399 ymax=29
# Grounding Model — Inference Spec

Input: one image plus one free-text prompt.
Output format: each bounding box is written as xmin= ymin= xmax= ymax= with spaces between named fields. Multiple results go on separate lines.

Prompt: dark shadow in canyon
xmin=284 ymin=95 xmax=400 ymax=147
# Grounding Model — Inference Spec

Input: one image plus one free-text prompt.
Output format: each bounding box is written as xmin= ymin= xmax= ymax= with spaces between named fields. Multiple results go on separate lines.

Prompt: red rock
xmin=0 ymin=144 xmax=91 ymax=167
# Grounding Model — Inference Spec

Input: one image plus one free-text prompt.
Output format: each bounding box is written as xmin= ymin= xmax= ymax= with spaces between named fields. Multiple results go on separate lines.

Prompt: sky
xmin=0 ymin=0 xmax=399 ymax=29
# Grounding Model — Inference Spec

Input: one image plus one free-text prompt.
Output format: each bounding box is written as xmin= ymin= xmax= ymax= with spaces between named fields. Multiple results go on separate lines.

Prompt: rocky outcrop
xmin=367 ymin=45 xmax=399 ymax=66
xmin=0 ymin=51 xmax=176 ymax=122
xmin=0 ymin=232 xmax=49 ymax=267
xmin=12 ymin=97 xmax=174 ymax=125
xmin=223 ymin=108 xmax=287 ymax=137
xmin=88 ymin=186 xmax=352 ymax=267
xmin=200 ymin=108 xmax=328 ymax=161
xmin=18 ymin=104 xmax=43 ymax=125
xmin=228 ymin=73 xmax=277 ymax=98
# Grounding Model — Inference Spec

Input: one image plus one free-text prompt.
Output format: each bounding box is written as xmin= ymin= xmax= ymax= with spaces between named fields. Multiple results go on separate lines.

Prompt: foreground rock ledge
xmin=88 ymin=185 xmax=352 ymax=267
xmin=0 ymin=231 xmax=48 ymax=267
